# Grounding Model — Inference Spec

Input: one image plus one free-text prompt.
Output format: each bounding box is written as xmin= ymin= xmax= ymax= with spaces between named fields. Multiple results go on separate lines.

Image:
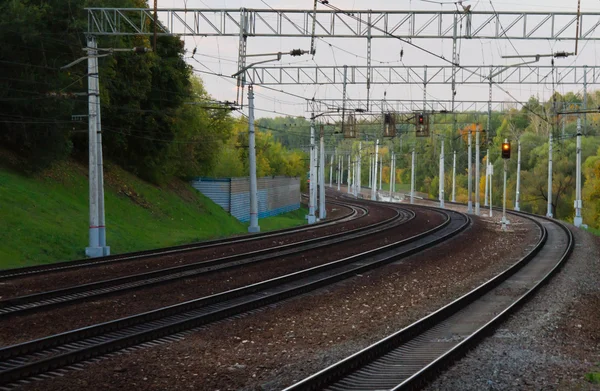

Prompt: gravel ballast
xmin=15 ymin=211 xmax=542 ymax=391
xmin=425 ymin=227 xmax=600 ymax=391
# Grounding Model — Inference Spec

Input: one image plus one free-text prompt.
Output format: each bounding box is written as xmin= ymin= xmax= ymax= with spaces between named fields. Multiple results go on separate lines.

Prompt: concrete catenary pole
xmin=546 ymin=131 xmax=553 ymax=218
xmin=347 ymin=154 xmax=351 ymax=194
xmin=337 ymin=155 xmax=341 ymax=192
xmin=329 ymin=154 xmax=334 ymax=188
xmin=307 ymin=114 xmax=316 ymax=224
xmin=452 ymin=150 xmax=456 ymax=202
xmin=489 ymin=160 xmax=493 ymax=217
xmin=319 ymin=132 xmax=326 ymax=219
xmin=247 ymin=85 xmax=261 ymax=232
xmin=574 ymin=117 xmax=583 ymax=227
xmin=392 ymin=153 xmax=396 ymax=195
xmin=95 ymin=74 xmax=109 ymax=256
xmin=502 ymin=150 xmax=508 ymax=231
xmin=515 ymin=139 xmax=522 ymax=211
xmin=389 ymin=152 xmax=395 ymax=199
xmin=475 ymin=125 xmax=480 ymax=215
xmin=340 ymin=154 xmax=344 ymax=191
xmin=410 ymin=148 xmax=416 ymax=204
xmin=379 ymin=155 xmax=383 ymax=191
xmin=85 ymin=35 xmax=101 ymax=258
xmin=439 ymin=137 xmax=446 ymax=208
xmin=369 ymin=154 xmax=372 ymax=190
xmin=357 ymin=142 xmax=362 ymax=197
xmin=467 ymin=129 xmax=473 ymax=213
xmin=484 ymin=149 xmax=489 ymax=207
xmin=372 ymin=140 xmax=379 ymax=200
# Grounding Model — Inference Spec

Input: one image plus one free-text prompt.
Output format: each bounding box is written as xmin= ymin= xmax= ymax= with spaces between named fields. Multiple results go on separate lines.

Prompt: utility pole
xmin=439 ymin=136 xmax=445 ymax=208
xmin=515 ymin=138 xmax=521 ymax=211
xmin=475 ymin=125 xmax=481 ymax=215
xmin=547 ymin=131 xmax=553 ymax=218
xmin=410 ymin=148 xmax=416 ymax=204
xmin=489 ymin=160 xmax=493 ymax=217
xmin=85 ymin=36 xmax=103 ymax=258
xmin=452 ymin=150 xmax=456 ymax=202
xmin=247 ymin=85 xmax=260 ymax=232
xmin=337 ymin=155 xmax=341 ymax=192
xmin=372 ymin=140 xmax=379 ymax=200
xmin=379 ymin=155 xmax=383 ymax=191
xmin=329 ymin=153 xmax=333 ymax=187
xmin=347 ymin=154 xmax=351 ymax=194
xmin=357 ymin=141 xmax=362 ymax=198
xmin=319 ymin=130 xmax=326 ymax=219
xmin=391 ymin=153 xmax=396 ymax=196
xmin=389 ymin=152 xmax=395 ymax=200
xmin=574 ymin=117 xmax=583 ymax=227
xmin=308 ymin=114 xmax=317 ymax=224
xmin=369 ymin=154 xmax=372 ymax=191
xmin=501 ymin=138 xmax=510 ymax=230
xmin=484 ymin=149 xmax=489 ymax=206
xmin=467 ymin=129 xmax=473 ymax=213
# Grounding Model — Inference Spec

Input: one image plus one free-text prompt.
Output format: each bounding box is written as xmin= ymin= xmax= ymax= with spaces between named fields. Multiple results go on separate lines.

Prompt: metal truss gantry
xmin=87 ymin=8 xmax=600 ymax=41
xmin=307 ymin=99 xmax=526 ymax=114
xmin=244 ymin=65 xmax=600 ymax=86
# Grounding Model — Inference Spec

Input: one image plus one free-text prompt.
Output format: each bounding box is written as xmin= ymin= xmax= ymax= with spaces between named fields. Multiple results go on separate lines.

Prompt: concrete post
xmin=340 ymin=155 xmax=344 ymax=191
xmin=484 ymin=149 xmax=489 ymax=207
xmin=475 ymin=126 xmax=480 ymax=215
xmin=329 ymin=153 xmax=333 ymax=187
xmin=357 ymin=142 xmax=362 ymax=197
xmin=439 ymin=137 xmax=446 ymax=208
xmin=452 ymin=150 xmax=456 ymax=202
xmin=410 ymin=149 xmax=416 ymax=204
xmin=389 ymin=152 xmax=394 ymax=200
xmin=489 ymin=161 xmax=493 ymax=217
xmin=95 ymin=75 xmax=109 ymax=256
xmin=502 ymin=158 xmax=509 ymax=231
xmin=372 ymin=140 xmax=379 ymax=200
xmin=307 ymin=114 xmax=316 ymax=224
xmin=574 ymin=118 xmax=583 ymax=227
xmin=467 ymin=130 xmax=473 ymax=213
xmin=515 ymin=139 xmax=521 ymax=211
xmin=337 ymin=155 xmax=341 ymax=191
xmin=347 ymin=154 xmax=351 ymax=194
xmin=85 ymin=36 xmax=102 ymax=258
xmin=319 ymin=133 xmax=326 ymax=219
xmin=247 ymin=86 xmax=260 ymax=232
xmin=379 ymin=155 xmax=382 ymax=191
xmin=547 ymin=131 xmax=553 ymax=218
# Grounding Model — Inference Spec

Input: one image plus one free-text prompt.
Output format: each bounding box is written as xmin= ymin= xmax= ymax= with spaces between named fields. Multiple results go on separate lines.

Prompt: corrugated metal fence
xmin=191 ymin=176 xmax=300 ymax=222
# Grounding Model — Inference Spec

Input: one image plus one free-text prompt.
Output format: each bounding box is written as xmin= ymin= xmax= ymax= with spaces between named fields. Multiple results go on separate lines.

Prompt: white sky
xmin=156 ymin=0 xmax=600 ymax=118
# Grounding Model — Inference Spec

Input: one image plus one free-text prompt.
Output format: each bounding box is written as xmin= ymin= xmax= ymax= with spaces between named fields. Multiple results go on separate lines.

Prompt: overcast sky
xmin=154 ymin=0 xmax=600 ymax=119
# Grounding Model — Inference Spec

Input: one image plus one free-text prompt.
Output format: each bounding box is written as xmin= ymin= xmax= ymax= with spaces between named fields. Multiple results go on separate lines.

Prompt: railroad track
xmin=0 ymin=205 xmax=469 ymax=387
xmin=0 ymin=200 xmax=359 ymax=281
xmin=0 ymin=203 xmax=408 ymax=318
xmin=284 ymin=212 xmax=573 ymax=391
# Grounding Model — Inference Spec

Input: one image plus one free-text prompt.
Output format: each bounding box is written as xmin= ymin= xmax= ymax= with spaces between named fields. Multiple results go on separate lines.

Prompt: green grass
xmin=254 ymin=207 xmax=308 ymax=231
xmin=584 ymin=226 xmax=600 ymax=236
xmin=0 ymin=161 xmax=307 ymax=269
xmin=585 ymin=372 xmax=600 ymax=384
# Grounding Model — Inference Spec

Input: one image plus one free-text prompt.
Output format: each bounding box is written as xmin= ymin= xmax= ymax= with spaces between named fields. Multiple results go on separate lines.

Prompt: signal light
xmin=417 ymin=114 xmax=425 ymax=125
xmin=502 ymin=140 xmax=511 ymax=159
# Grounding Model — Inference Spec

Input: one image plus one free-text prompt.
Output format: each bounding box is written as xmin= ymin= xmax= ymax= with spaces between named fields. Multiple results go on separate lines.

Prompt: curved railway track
xmin=284 ymin=212 xmax=573 ymax=391
xmin=0 ymin=200 xmax=360 ymax=281
xmin=0 ymin=205 xmax=469 ymax=387
xmin=0 ymin=203 xmax=408 ymax=318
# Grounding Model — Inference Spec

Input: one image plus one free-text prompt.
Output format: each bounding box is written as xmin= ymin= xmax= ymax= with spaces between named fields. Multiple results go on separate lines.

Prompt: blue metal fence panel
xmin=191 ymin=178 xmax=231 ymax=212
xmin=192 ymin=176 xmax=300 ymax=223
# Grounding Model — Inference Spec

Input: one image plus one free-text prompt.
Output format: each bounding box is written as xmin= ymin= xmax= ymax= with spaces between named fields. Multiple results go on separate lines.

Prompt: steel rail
xmin=0 ymin=203 xmax=408 ymax=318
xmin=283 ymin=210 xmax=573 ymax=391
xmin=0 ymin=200 xmax=360 ymax=281
xmin=0 ymin=206 xmax=469 ymax=386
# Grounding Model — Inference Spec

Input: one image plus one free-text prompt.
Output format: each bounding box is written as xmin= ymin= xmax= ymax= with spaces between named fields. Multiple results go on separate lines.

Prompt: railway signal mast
xmin=501 ymin=140 xmax=511 ymax=231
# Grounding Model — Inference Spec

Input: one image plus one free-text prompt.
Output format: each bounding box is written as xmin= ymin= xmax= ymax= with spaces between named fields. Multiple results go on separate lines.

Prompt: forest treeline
xmin=0 ymin=0 xmax=305 ymax=184
xmin=258 ymin=95 xmax=600 ymax=230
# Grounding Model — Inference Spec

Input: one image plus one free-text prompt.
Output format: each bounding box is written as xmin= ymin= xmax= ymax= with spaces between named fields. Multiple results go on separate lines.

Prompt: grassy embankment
xmin=0 ymin=159 xmax=306 ymax=269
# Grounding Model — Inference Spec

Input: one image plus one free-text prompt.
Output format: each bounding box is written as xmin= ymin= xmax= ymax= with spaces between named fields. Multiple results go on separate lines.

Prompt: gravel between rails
xmin=15 ymin=212 xmax=541 ymax=391
xmin=424 ymin=227 xmax=600 ymax=391
xmin=0 ymin=204 xmax=421 ymax=346
xmin=0 ymin=203 xmax=357 ymax=299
